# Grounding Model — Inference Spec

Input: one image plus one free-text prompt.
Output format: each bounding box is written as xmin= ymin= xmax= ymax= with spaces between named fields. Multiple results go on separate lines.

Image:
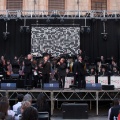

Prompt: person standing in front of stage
xmin=42 ymin=55 xmax=51 ymax=88
xmin=57 ymin=57 xmax=67 ymax=89
xmin=24 ymin=54 xmax=33 ymax=88
xmin=73 ymin=55 xmax=86 ymax=89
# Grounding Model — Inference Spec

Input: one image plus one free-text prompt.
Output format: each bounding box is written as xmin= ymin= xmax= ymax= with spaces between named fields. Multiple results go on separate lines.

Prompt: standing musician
xmin=73 ymin=55 xmax=86 ymax=89
xmin=5 ymin=60 xmax=13 ymax=78
xmin=24 ymin=54 xmax=33 ymax=88
xmin=57 ymin=57 xmax=67 ymax=88
xmin=41 ymin=55 xmax=51 ymax=88
xmin=1 ymin=56 xmax=6 ymax=66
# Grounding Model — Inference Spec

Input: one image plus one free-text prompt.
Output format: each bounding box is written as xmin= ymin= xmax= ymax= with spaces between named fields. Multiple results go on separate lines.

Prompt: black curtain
xmin=0 ymin=19 xmax=119 ymax=63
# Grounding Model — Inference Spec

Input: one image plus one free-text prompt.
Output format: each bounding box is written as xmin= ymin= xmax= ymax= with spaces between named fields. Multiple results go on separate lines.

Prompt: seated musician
xmin=100 ymin=56 xmax=105 ymax=64
xmin=89 ymin=68 xmax=96 ymax=76
xmin=112 ymin=67 xmax=119 ymax=76
xmin=38 ymin=62 xmax=43 ymax=87
xmin=12 ymin=56 xmax=19 ymax=65
xmin=110 ymin=60 xmax=117 ymax=71
xmin=19 ymin=61 xmax=25 ymax=78
xmin=5 ymin=60 xmax=13 ymax=78
xmin=33 ymin=65 xmax=39 ymax=88
xmin=66 ymin=67 xmax=74 ymax=77
xmin=98 ymin=66 xmax=108 ymax=76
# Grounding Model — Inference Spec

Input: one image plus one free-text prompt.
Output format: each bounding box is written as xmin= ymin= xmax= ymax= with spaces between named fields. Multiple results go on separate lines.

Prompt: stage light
xmin=101 ymin=33 xmax=108 ymax=41
xmin=3 ymin=32 xmax=10 ymax=40
xmin=20 ymin=26 xmax=24 ymax=33
xmin=20 ymin=26 xmax=30 ymax=33
xmin=87 ymin=27 xmax=90 ymax=33
xmin=103 ymin=34 xmax=107 ymax=40
xmin=26 ymin=26 xmax=30 ymax=33
xmin=46 ymin=19 xmax=50 ymax=24
xmin=80 ymin=27 xmax=84 ymax=33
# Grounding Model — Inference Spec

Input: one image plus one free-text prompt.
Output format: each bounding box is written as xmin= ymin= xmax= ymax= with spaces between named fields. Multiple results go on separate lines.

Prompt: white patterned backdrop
xmin=31 ymin=26 xmax=80 ymax=56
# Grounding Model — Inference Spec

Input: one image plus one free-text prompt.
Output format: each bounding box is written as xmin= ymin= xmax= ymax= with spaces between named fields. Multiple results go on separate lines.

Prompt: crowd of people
xmin=0 ymin=93 xmax=50 ymax=120
xmin=0 ymin=49 xmax=119 ymax=89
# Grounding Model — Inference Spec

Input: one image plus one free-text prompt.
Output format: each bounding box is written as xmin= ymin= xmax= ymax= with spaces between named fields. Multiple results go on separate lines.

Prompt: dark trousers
xmin=33 ymin=75 xmax=39 ymax=88
xmin=24 ymin=72 xmax=32 ymax=87
xmin=59 ymin=76 xmax=65 ymax=88
xmin=42 ymin=74 xmax=50 ymax=87
xmin=74 ymin=74 xmax=86 ymax=88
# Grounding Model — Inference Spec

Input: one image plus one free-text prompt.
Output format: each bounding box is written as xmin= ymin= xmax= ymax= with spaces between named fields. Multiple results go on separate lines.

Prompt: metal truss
xmin=0 ymin=89 xmax=120 ymax=115
xmin=0 ymin=10 xmax=120 ymax=20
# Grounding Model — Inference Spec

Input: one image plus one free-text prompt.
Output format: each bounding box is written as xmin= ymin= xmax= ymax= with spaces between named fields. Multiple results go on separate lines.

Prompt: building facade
xmin=0 ymin=0 xmax=120 ymax=12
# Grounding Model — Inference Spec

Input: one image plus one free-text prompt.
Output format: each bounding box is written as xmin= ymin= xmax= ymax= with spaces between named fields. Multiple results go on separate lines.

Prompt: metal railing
xmin=0 ymin=10 xmax=120 ymax=19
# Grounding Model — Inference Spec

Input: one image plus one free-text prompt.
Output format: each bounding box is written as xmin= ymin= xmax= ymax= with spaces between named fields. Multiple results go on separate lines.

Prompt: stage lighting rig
xmin=20 ymin=26 xmax=30 ymax=33
xmin=101 ymin=21 xmax=108 ymax=40
xmin=20 ymin=18 xmax=30 ymax=33
xmin=3 ymin=21 xmax=10 ymax=40
xmin=80 ymin=18 xmax=91 ymax=33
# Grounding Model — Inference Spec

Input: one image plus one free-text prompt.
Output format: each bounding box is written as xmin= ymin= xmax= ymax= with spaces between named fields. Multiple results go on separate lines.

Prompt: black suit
xmin=110 ymin=105 xmax=120 ymax=120
xmin=24 ymin=59 xmax=33 ymax=87
xmin=57 ymin=63 xmax=67 ymax=88
xmin=42 ymin=61 xmax=51 ymax=87
xmin=73 ymin=61 xmax=86 ymax=88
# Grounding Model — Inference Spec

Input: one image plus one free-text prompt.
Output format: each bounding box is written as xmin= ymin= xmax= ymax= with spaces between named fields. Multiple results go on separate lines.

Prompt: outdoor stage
xmin=0 ymin=89 xmax=120 ymax=115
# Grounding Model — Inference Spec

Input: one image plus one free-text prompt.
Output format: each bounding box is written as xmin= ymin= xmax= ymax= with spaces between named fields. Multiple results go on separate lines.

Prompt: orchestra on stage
xmin=0 ymin=49 xmax=119 ymax=89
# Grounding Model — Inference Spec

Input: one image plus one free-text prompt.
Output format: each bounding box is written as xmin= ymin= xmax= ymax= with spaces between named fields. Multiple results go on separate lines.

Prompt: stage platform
xmin=0 ymin=89 xmax=120 ymax=115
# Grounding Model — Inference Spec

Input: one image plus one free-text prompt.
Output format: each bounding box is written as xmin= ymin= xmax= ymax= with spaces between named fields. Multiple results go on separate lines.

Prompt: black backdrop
xmin=0 ymin=19 xmax=120 ymax=63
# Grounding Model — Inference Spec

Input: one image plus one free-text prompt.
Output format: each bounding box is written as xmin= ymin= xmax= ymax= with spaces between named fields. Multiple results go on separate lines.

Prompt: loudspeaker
xmin=102 ymin=85 xmax=114 ymax=90
xmin=43 ymin=83 xmax=60 ymax=90
xmin=86 ymin=83 xmax=102 ymax=90
xmin=1 ymin=83 xmax=17 ymax=90
xmin=62 ymin=103 xmax=88 ymax=119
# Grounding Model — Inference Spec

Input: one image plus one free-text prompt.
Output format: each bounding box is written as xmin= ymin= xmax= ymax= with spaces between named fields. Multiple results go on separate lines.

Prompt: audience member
xmin=32 ymin=93 xmax=50 ymax=118
xmin=15 ymin=101 xmax=31 ymax=120
xmin=108 ymin=98 xmax=119 ymax=120
xmin=110 ymin=98 xmax=120 ymax=120
xmin=21 ymin=106 xmax=38 ymax=120
xmin=17 ymin=94 xmax=32 ymax=115
xmin=13 ymin=94 xmax=24 ymax=112
xmin=0 ymin=101 xmax=9 ymax=120
xmin=0 ymin=96 xmax=15 ymax=118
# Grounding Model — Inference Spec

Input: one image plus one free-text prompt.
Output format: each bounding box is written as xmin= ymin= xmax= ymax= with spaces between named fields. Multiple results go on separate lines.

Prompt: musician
xmin=98 ymin=66 xmax=108 ymax=76
xmin=24 ymin=54 xmax=33 ymax=87
xmin=66 ymin=67 xmax=74 ymax=77
xmin=112 ymin=67 xmax=119 ymax=76
xmin=38 ymin=62 xmax=43 ymax=86
xmin=33 ymin=65 xmax=39 ymax=88
xmin=89 ymin=68 xmax=96 ymax=76
xmin=60 ymin=50 xmax=69 ymax=60
xmin=73 ymin=55 xmax=86 ymax=89
xmin=0 ymin=56 xmax=6 ymax=66
xmin=19 ymin=61 xmax=25 ymax=78
xmin=96 ymin=61 xmax=102 ymax=74
xmin=100 ymin=56 xmax=105 ymax=64
xmin=5 ymin=60 xmax=13 ymax=78
xmin=110 ymin=60 xmax=117 ymax=71
xmin=12 ymin=56 xmax=19 ymax=64
xmin=78 ymin=49 xmax=85 ymax=60
xmin=42 ymin=55 xmax=51 ymax=88
xmin=57 ymin=57 xmax=67 ymax=88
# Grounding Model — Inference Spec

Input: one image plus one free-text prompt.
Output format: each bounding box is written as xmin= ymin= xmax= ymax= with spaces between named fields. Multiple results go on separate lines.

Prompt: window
xmin=91 ymin=0 xmax=107 ymax=10
xmin=48 ymin=0 xmax=65 ymax=11
xmin=6 ymin=0 xmax=23 ymax=10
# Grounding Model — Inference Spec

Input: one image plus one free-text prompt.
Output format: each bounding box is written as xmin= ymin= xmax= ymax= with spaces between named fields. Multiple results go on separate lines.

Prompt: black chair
xmin=38 ymin=112 xmax=49 ymax=120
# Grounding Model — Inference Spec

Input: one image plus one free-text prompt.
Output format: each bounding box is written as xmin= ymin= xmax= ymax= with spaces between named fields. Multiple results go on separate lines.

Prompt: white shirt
xmin=13 ymin=102 xmax=22 ymax=112
xmin=8 ymin=110 xmax=15 ymax=117
xmin=108 ymin=107 xmax=112 ymax=120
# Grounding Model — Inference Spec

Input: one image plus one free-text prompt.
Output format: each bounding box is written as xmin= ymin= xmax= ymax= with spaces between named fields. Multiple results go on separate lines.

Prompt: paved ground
xmin=51 ymin=116 xmax=108 ymax=120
